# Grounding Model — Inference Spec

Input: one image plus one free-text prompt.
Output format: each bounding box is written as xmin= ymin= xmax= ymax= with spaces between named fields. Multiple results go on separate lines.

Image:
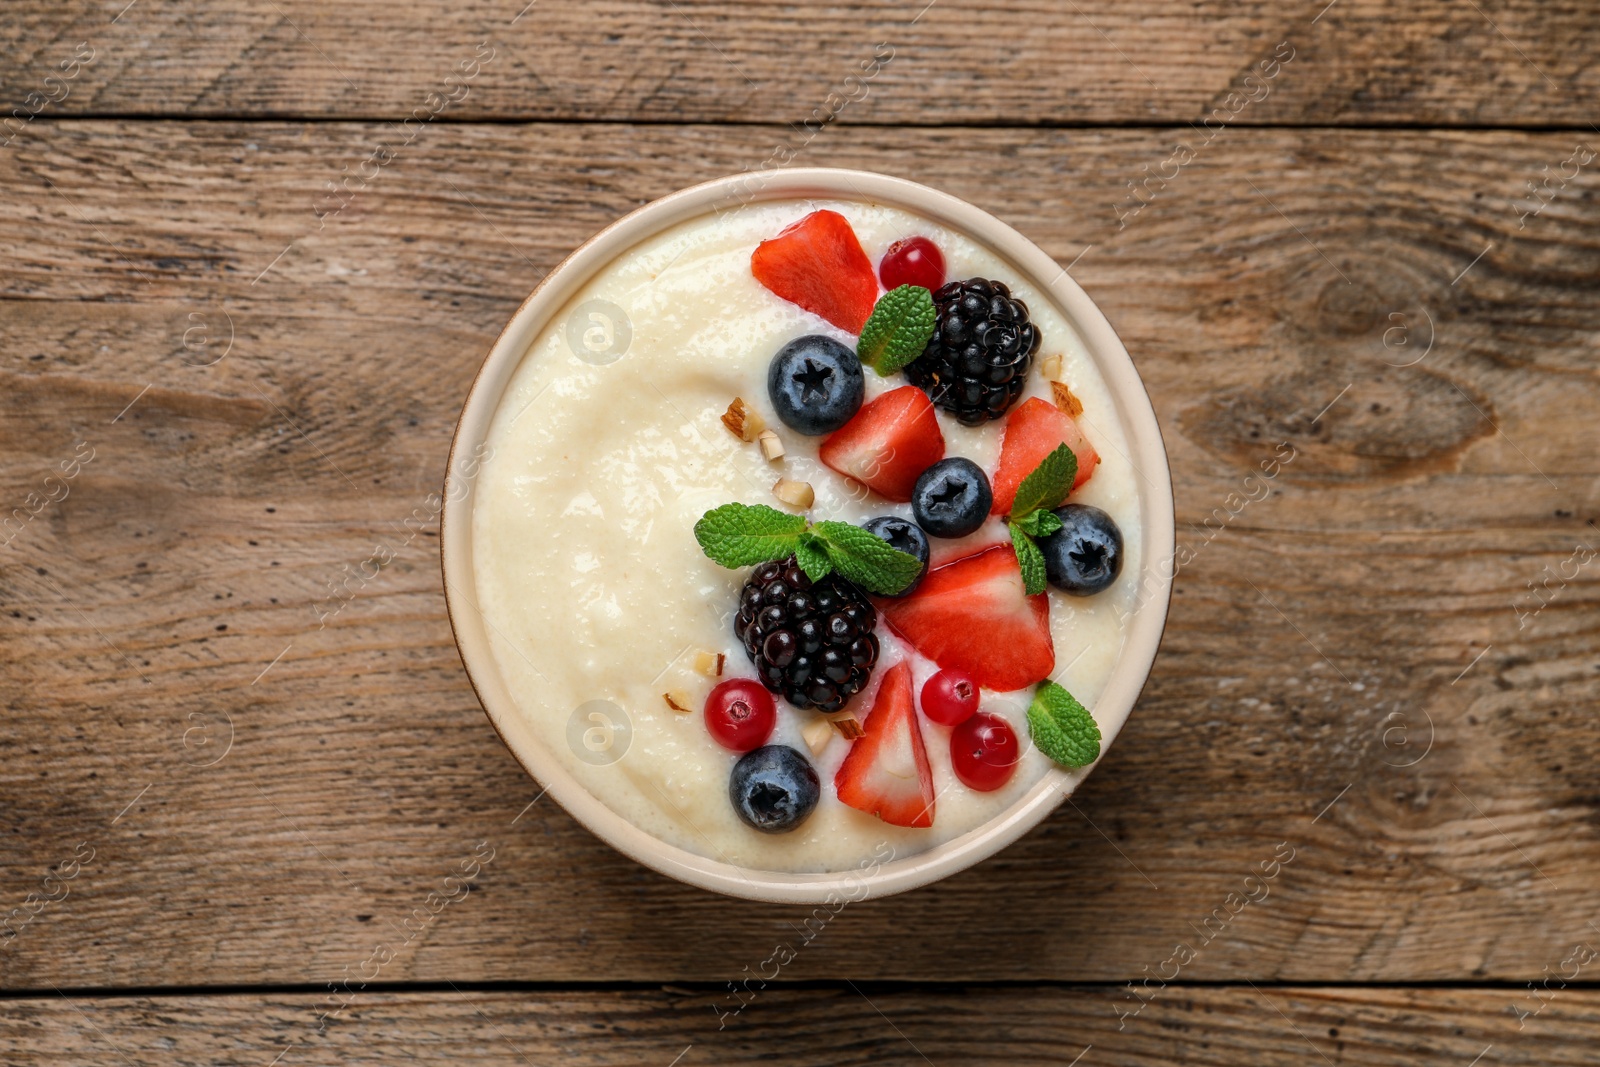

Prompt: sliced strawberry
xmin=818 ymin=386 xmax=945 ymax=502
xmin=834 ymin=661 xmax=935 ymax=828
xmin=751 ymin=209 xmax=879 ymax=334
xmin=989 ymin=396 xmax=1101 ymax=516
xmin=877 ymin=545 xmax=1054 ymax=692
xmin=928 ymin=536 xmax=1007 ymax=570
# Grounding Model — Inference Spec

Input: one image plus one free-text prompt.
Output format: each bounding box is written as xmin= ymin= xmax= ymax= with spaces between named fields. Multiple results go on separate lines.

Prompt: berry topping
xmin=818 ymin=385 xmax=945 ymax=502
xmin=879 ymin=236 xmax=946 ymax=293
xmin=751 ymin=209 xmax=879 ymax=334
xmin=860 ymin=517 xmax=930 ymax=597
xmin=990 ymin=396 xmax=1100 ymax=514
xmin=734 ymin=556 xmax=881 ymax=712
xmin=703 ymin=677 xmax=777 ymax=752
xmin=905 ymin=278 xmax=1040 ymax=425
xmin=767 ymin=335 xmax=865 ymax=436
xmin=877 ymin=544 xmax=1055 ymax=692
xmin=834 ymin=661 xmax=936 ymax=828
xmin=950 ymin=712 xmax=1020 ymax=792
xmin=1039 ymin=503 xmax=1123 ymax=596
xmin=911 ymin=457 xmax=992 ymax=538
xmin=921 ymin=666 xmax=979 ymax=725
xmin=730 ymin=745 xmax=821 ymax=833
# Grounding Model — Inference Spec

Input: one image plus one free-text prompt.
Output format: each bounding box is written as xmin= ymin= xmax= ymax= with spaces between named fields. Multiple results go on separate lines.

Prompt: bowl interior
xmin=442 ymin=168 xmax=1174 ymax=903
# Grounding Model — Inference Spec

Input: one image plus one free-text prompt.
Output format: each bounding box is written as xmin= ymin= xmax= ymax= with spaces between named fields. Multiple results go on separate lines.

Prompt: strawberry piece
xmin=877 ymin=545 xmax=1054 ymax=692
xmin=989 ymin=397 xmax=1101 ymax=516
xmin=834 ymin=661 xmax=935 ymax=828
xmin=818 ymin=386 xmax=945 ymax=502
xmin=751 ymin=209 xmax=879 ymax=334
xmin=928 ymin=536 xmax=1007 ymax=570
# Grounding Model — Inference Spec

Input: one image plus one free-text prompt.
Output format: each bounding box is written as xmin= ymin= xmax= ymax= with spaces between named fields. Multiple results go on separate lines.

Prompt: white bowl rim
xmin=442 ymin=168 xmax=1174 ymax=904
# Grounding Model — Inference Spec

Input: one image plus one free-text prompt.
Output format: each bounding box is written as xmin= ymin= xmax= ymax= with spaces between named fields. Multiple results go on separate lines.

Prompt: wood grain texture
xmin=2 ymin=1 xmax=1599 ymax=126
xmin=3 ymin=986 xmax=1598 ymax=1066
xmin=1 ymin=120 xmax=1598 ymax=992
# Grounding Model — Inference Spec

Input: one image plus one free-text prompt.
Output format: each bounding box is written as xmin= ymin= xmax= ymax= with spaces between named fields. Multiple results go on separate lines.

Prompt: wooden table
xmin=3 ymin=2 xmax=1598 ymax=1062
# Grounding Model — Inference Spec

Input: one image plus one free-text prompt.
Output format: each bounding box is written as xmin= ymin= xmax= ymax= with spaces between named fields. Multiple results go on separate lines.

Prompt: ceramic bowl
xmin=442 ymin=168 xmax=1174 ymax=903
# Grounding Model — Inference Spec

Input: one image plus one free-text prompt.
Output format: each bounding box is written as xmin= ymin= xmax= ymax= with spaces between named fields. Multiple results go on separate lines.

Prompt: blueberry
xmin=729 ymin=745 xmax=820 ymax=834
xmin=861 ymin=516 xmax=930 ymax=596
xmin=767 ymin=335 xmax=864 ymax=435
xmin=911 ymin=458 xmax=992 ymax=538
xmin=1039 ymin=503 xmax=1123 ymax=595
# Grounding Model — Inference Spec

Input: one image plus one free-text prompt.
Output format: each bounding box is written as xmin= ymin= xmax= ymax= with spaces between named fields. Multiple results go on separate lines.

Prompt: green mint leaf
xmin=1013 ymin=509 xmax=1064 ymax=539
xmin=694 ymin=503 xmax=806 ymax=568
xmin=693 ymin=506 xmax=921 ymax=594
xmin=1010 ymin=443 xmax=1077 ymax=520
xmin=1010 ymin=523 xmax=1048 ymax=596
xmin=1013 ymin=511 xmax=1043 ymax=537
xmin=811 ymin=520 xmax=924 ymax=595
xmin=856 ymin=285 xmax=937 ymax=375
xmin=794 ymin=531 xmax=833 ymax=582
xmin=1027 ymin=681 xmax=1101 ymax=768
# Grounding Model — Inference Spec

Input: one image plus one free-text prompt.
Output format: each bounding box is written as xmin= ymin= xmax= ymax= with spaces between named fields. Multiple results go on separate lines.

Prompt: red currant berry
xmin=704 ymin=678 xmax=776 ymax=752
xmin=950 ymin=712 xmax=1019 ymax=792
xmin=921 ymin=667 xmax=979 ymax=726
xmin=879 ymin=236 xmax=945 ymax=293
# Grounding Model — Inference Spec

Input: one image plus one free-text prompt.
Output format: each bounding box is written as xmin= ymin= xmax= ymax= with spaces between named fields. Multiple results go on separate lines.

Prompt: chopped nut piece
xmin=757 ymin=429 xmax=785 ymax=462
xmin=828 ymin=713 xmax=865 ymax=740
xmin=1040 ymin=353 xmax=1064 ymax=380
xmin=720 ymin=397 xmax=766 ymax=442
xmin=802 ymin=718 xmax=834 ymax=756
xmin=691 ymin=651 xmax=725 ymax=677
xmin=1051 ymin=380 xmax=1084 ymax=418
xmin=663 ymin=691 xmax=692 ymax=713
xmin=772 ymin=478 xmax=815 ymax=510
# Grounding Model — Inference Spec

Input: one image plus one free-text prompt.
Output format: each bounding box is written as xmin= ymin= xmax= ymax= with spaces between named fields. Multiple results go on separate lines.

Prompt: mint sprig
xmin=694 ymin=503 xmax=807 ymax=567
xmin=1004 ymin=443 xmax=1078 ymax=594
xmin=857 ymin=284 xmax=936 ymax=375
xmin=1010 ymin=443 xmax=1078 ymax=520
xmin=1012 ymin=508 xmax=1063 ymax=539
xmin=794 ymin=535 xmax=831 ymax=582
xmin=809 ymin=521 xmax=924 ymax=593
xmin=695 ymin=502 xmax=922 ymax=595
xmin=1027 ymin=680 xmax=1101 ymax=768
xmin=1010 ymin=522 xmax=1047 ymax=595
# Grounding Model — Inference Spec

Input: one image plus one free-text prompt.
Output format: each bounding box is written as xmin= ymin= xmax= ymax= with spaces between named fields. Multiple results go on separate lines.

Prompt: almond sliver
xmin=802 ymin=718 xmax=834 ymax=755
xmin=1051 ymin=380 xmax=1084 ymax=418
xmin=772 ymin=478 xmax=814 ymax=510
xmin=721 ymin=398 xmax=765 ymax=442
xmin=691 ymin=651 xmax=725 ymax=677
xmin=829 ymin=713 xmax=865 ymax=741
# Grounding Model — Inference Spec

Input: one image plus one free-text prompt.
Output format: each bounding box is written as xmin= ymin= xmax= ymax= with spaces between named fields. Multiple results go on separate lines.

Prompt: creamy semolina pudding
xmin=471 ymin=199 xmax=1142 ymax=874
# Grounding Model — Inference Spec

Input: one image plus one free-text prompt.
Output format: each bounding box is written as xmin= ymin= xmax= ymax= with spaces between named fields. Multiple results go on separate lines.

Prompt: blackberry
xmin=734 ymin=557 xmax=880 ymax=713
xmin=904 ymin=277 xmax=1041 ymax=425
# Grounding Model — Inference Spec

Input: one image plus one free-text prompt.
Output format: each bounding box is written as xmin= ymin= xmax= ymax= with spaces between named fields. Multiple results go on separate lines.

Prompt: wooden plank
xmin=2 ymin=986 xmax=1597 ymax=1065
xmin=2 ymin=1 xmax=1599 ymax=126
xmin=0 ymin=120 xmax=1597 ymax=989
